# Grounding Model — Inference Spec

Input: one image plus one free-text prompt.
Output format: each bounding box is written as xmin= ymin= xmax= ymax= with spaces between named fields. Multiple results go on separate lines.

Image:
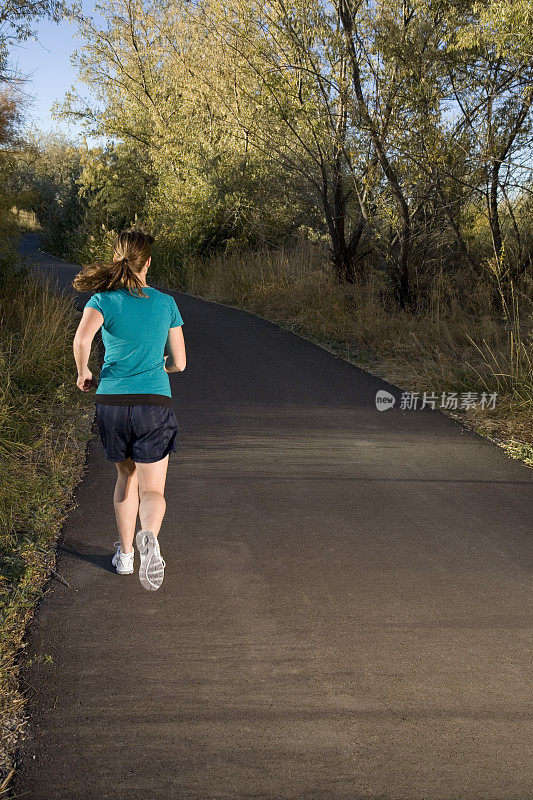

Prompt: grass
xmin=0 ymin=259 xmax=96 ymax=795
xmin=150 ymin=238 xmax=533 ymax=466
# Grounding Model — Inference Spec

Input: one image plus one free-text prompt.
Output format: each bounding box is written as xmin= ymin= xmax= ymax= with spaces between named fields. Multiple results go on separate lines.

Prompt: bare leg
xmin=135 ymin=454 xmax=169 ymax=537
xmin=114 ymin=458 xmax=139 ymax=554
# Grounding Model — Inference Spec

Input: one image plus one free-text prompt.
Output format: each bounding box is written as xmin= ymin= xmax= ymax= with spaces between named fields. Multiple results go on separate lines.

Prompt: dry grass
xmin=9 ymin=209 xmax=42 ymax=233
xmin=154 ymin=238 xmax=533 ymax=466
xmin=0 ymin=264 xmax=96 ymax=795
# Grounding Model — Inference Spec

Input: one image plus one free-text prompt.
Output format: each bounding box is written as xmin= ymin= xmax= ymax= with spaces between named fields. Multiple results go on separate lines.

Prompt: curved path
xmin=13 ymin=234 xmax=533 ymax=799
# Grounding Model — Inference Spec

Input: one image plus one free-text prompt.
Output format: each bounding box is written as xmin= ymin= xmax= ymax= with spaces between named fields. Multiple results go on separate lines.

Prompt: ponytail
xmin=108 ymin=256 xmax=150 ymax=296
xmin=72 ymin=228 xmax=154 ymax=297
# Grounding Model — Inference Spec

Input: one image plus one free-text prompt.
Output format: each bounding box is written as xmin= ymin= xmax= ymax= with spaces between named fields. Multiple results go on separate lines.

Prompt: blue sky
xmin=8 ymin=2 xmax=105 ymax=143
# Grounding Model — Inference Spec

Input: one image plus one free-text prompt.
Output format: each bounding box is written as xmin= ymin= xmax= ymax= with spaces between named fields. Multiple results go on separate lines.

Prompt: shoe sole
xmin=136 ymin=530 xmax=165 ymax=591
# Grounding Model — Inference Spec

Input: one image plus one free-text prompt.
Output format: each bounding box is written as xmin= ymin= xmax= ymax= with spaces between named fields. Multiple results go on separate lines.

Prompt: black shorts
xmin=95 ymin=404 xmax=179 ymax=463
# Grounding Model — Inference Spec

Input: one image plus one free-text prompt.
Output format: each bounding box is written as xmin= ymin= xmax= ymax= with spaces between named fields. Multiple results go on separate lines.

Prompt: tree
xmin=51 ymin=0 xmax=533 ymax=303
xmin=0 ymin=0 xmax=66 ymax=83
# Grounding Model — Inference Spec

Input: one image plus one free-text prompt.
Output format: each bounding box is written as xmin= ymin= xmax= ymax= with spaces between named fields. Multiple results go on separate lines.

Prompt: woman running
xmin=72 ymin=228 xmax=186 ymax=591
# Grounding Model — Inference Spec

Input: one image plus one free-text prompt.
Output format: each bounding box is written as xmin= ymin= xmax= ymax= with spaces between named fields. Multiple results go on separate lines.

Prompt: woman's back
xmin=73 ymin=227 xmax=184 ymax=590
xmin=85 ymin=286 xmax=184 ymax=397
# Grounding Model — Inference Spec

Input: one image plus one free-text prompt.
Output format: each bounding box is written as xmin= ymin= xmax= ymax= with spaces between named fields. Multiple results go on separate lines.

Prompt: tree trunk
xmin=331 ymin=217 xmax=366 ymax=284
xmin=395 ymin=204 xmax=411 ymax=308
xmin=435 ymin=181 xmax=478 ymax=272
xmin=488 ymin=91 xmax=532 ymax=267
xmin=489 ymin=159 xmax=503 ymax=265
xmin=322 ymin=146 xmax=366 ymax=284
xmin=338 ymin=0 xmax=412 ymax=307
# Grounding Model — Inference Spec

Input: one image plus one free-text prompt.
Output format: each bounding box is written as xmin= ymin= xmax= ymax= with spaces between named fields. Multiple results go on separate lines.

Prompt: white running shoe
xmin=112 ymin=541 xmax=134 ymax=575
xmin=136 ymin=530 xmax=166 ymax=591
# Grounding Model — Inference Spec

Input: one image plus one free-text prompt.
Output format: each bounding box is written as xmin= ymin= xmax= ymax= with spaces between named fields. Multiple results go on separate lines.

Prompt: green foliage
xmin=77 ymin=140 xmax=156 ymax=233
xmin=449 ymin=0 xmax=533 ymax=60
xmin=9 ymin=0 xmax=533 ymax=296
xmin=7 ymin=131 xmax=87 ymax=257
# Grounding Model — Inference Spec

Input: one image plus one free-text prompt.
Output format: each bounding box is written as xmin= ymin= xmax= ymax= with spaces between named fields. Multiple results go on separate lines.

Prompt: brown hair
xmin=72 ymin=228 xmax=155 ymax=297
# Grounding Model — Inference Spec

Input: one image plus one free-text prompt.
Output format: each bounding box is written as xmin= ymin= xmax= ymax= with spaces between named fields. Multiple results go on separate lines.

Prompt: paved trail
xmin=12 ymin=234 xmax=532 ymax=799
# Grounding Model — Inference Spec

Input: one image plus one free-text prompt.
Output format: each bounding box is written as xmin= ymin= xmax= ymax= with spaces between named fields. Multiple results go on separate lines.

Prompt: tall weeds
xmin=464 ymin=271 xmax=533 ymax=409
xmin=151 ymin=238 xmax=532 ymax=439
xmin=0 ymin=263 xmax=95 ymax=793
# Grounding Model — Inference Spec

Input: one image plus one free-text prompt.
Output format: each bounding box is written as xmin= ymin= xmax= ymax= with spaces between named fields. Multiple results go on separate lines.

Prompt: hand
xmin=77 ymin=369 xmax=95 ymax=392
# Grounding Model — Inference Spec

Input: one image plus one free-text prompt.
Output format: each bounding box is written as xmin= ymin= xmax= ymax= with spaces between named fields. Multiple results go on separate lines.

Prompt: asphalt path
xmin=12 ymin=233 xmax=533 ymax=800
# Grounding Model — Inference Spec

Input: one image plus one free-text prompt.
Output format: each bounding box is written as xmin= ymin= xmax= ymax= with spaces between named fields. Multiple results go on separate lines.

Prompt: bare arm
xmin=73 ymin=307 xmax=104 ymax=391
xmin=164 ymin=325 xmax=186 ymax=373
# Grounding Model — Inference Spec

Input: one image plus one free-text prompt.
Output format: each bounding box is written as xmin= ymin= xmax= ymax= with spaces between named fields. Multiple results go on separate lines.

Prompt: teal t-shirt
xmin=84 ymin=286 xmax=184 ymax=397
